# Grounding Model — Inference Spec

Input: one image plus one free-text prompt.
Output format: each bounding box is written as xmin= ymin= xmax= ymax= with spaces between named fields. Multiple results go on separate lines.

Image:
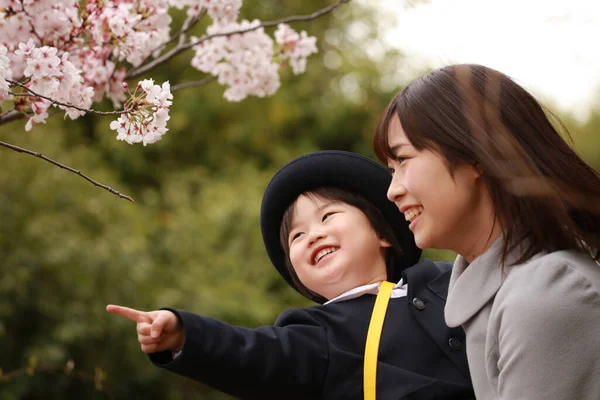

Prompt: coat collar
xmin=445 ymin=236 xmax=528 ymax=327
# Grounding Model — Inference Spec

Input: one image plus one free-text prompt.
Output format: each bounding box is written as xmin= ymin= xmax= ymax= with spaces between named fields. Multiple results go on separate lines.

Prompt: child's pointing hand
xmin=106 ymin=304 xmax=186 ymax=353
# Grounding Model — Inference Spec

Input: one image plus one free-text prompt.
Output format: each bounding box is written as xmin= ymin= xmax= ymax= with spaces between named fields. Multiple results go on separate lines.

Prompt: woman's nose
xmin=387 ymin=174 xmax=407 ymax=202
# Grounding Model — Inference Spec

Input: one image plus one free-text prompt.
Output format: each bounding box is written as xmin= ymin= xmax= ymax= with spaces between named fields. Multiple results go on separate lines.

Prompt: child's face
xmin=286 ymin=194 xmax=391 ymax=300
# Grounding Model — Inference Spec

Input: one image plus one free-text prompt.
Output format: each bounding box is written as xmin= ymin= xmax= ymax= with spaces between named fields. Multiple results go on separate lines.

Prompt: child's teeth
xmin=314 ymin=247 xmax=338 ymax=264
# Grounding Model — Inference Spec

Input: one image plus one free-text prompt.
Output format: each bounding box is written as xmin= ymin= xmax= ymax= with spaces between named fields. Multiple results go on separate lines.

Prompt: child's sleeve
xmin=149 ymin=307 xmax=329 ymax=399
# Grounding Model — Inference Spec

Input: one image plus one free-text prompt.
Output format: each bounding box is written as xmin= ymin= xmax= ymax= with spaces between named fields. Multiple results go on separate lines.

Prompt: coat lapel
xmin=445 ymin=236 xmax=531 ymax=328
xmin=404 ymin=259 xmax=472 ymax=379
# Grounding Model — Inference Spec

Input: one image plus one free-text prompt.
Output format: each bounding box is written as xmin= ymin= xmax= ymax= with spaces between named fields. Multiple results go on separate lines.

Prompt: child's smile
xmin=312 ymin=246 xmax=339 ymax=265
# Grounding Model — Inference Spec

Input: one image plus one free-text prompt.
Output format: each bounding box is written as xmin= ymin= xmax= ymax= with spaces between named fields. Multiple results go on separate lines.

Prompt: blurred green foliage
xmin=0 ymin=1 xmax=598 ymax=399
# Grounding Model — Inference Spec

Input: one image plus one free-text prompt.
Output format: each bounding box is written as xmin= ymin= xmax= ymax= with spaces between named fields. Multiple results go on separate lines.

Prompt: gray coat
xmin=445 ymin=238 xmax=600 ymax=400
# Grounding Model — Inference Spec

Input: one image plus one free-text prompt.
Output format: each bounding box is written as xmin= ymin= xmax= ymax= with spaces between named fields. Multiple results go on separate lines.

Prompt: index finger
xmin=106 ymin=304 xmax=152 ymax=323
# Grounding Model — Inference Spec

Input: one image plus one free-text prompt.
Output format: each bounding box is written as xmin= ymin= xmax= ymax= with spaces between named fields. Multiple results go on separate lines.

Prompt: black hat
xmin=260 ymin=150 xmax=421 ymax=300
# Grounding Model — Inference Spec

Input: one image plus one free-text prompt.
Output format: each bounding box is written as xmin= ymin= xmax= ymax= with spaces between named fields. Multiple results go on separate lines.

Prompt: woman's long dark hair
xmin=374 ymin=64 xmax=600 ymax=266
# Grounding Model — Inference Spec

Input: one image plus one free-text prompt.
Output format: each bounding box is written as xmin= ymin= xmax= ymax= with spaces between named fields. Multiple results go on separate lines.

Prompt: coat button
xmin=412 ymin=298 xmax=425 ymax=310
xmin=448 ymin=337 xmax=462 ymax=350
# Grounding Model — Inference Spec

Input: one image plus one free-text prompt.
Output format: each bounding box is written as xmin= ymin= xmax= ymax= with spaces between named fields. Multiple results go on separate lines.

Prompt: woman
xmin=373 ymin=64 xmax=600 ymax=400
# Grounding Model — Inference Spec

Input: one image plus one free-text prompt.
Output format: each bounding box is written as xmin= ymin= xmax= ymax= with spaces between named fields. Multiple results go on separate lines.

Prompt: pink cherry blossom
xmin=23 ymin=47 xmax=61 ymax=79
xmin=0 ymin=45 xmax=12 ymax=101
xmin=275 ymin=24 xmax=318 ymax=75
xmin=25 ymin=99 xmax=50 ymax=131
xmin=206 ymin=0 xmax=242 ymax=25
xmin=191 ymin=19 xmax=281 ymax=101
xmin=110 ymin=78 xmax=172 ymax=146
xmin=1 ymin=0 xmax=320 ymax=144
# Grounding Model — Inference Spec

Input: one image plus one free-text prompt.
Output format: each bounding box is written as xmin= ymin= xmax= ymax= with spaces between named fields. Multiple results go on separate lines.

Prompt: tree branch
xmin=171 ymin=76 xmax=217 ymax=92
xmin=126 ymin=0 xmax=351 ymax=80
xmin=7 ymin=80 xmax=127 ymax=116
xmin=0 ymin=362 xmax=113 ymax=400
xmin=146 ymin=8 xmax=207 ymax=64
xmin=0 ymin=140 xmax=134 ymax=202
xmin=177 ymin=9 xmax=206 ymax=47
xmin=0 ymin=109 xmax=24 ymax=125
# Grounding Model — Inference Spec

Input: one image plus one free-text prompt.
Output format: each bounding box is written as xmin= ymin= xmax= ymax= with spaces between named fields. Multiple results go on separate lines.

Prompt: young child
xmin=374 ymin=64 xmax=600 ymax=400
xmin=107 ymin=150 xmax=475 ymax=399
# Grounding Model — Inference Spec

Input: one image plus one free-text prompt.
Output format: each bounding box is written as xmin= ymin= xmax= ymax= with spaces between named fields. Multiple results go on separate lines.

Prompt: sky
xmin=377 ymin=0 xmax=600 ymax=120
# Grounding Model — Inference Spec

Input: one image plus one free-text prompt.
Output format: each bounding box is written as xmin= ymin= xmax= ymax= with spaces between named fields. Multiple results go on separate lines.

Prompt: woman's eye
xmin=389 ymin=156 xmax=408 ymax=173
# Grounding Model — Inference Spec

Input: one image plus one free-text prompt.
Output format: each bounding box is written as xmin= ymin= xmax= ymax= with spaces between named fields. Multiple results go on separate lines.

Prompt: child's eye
xmin=322 ymin=212 xmax=336 ymax=222
xmin=387 ymin=167 xmax=395 ymax=176
xmin=290 ymin=232 xmax=304 ymax=243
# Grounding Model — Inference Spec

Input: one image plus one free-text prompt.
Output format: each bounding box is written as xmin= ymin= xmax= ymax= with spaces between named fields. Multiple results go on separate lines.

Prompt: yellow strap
xmin=364 ymin=281 xmax=395 ymax=400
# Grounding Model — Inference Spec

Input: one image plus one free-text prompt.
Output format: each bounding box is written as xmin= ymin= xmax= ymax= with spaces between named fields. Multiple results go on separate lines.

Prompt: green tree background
xmin=1 ymin=1 xmax=598 ymax=399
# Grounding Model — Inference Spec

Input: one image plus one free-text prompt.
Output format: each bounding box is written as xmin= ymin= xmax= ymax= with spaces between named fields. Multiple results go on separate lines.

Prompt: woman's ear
xmin=379 ymin=238 xmax=392 ymax=248
xmin=473 ymin=162 xmax=484 ymax=177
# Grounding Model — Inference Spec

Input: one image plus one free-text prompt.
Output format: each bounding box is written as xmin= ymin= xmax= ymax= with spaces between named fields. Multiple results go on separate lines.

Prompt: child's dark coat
xmin=150 ymin=259 xmax=475 ymax=399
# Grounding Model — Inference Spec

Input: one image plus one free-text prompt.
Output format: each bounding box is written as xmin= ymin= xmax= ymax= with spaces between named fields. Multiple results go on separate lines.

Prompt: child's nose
xmin=307 ymin=230 xmax=326 ymax=246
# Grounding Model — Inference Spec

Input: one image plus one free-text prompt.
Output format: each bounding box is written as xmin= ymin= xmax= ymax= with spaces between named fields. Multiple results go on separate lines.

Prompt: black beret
xmin=260 ymin=150 xmax=421 ymax=299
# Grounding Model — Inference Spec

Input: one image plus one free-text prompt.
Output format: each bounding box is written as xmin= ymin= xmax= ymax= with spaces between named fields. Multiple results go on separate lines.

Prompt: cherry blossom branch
xmin=186 ymin=0 xmax=351 ymax=48
xmin=142 ymin=8 xmax=207 ymax=65
xmin=178 ymin=14 xmax=202 ymax=46
xmin=1 ymin=107 xmax=65 ymax=126
xmin=171 ymin=76 xmax=217 ymax=92
xmin=7 ymin=80 xmax=127 ymax=116
xmin=0 ymin=140 xmax=134 ymax=202
xmin=22 ymin=6 xmax=45 ymax=45
xmin=176 ymin=9 xmax=207 ymax=47
xmin=0 ymin=109 xmax=23 ymax=125
xmin=126 ymin=0 xmax=351 ymax=79
xmin=0 ymin=361 xmax=113 ymax=400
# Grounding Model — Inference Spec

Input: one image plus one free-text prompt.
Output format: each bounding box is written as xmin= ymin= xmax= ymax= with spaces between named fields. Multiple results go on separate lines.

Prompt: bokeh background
xmin=1 ymin=1 xmax=599 ymax=399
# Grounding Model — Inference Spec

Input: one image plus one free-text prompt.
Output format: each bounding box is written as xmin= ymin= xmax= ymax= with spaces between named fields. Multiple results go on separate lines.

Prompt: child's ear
xmin=379 ymin=238 xmax=392 ymax=248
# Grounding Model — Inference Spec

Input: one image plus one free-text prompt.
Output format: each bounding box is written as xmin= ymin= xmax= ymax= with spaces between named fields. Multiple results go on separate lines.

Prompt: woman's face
xmin=385 ymin=115 xmax=497 ymax=259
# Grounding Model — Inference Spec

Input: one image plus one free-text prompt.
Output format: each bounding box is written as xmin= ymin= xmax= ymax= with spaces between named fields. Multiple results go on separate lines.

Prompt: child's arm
xmin=108 ymin=305 xmax=328 ymax=399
